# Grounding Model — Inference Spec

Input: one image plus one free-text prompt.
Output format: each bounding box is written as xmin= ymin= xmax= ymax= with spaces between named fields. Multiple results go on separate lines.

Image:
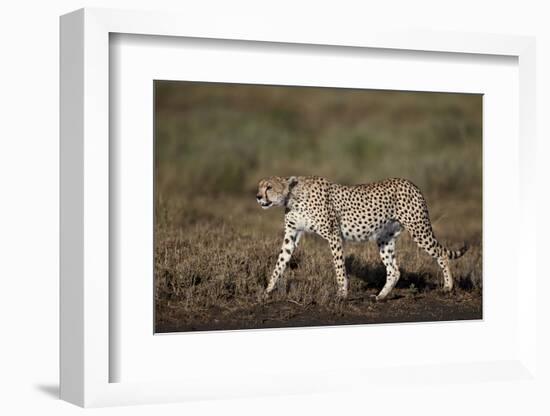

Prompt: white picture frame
xmin=60 ymin=7 xmax=537 ymax=408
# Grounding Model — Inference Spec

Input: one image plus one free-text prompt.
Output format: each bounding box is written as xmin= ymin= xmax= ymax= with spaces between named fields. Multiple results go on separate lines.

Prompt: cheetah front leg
xmin=265 ymin=228 xmax=302 ymax=296
xmin=327 ymin=235 xmax=348 ymax=298
xmin=375 ymin=234 xmax=400 ymax=300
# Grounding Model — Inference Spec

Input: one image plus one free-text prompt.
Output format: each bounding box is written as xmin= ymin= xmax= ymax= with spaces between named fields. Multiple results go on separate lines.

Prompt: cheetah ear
xmin=287 ymin=176 xmax=298 ymax=189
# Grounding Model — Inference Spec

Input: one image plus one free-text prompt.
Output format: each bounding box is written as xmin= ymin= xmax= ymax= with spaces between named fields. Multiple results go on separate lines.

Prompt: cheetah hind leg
xmin=374 ymin=226 xmax=402 ymax=301
xmin=437 ymin=256 xmax=453 ymax=292
xmin=403 ymin=220 xmax=456 ymax=292
xmin=408 ymin=219 xmax=458 ymax=292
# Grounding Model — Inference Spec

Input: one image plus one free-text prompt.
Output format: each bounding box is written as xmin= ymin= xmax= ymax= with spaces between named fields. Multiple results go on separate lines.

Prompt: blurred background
xmin=155 ymin=81 xmax=482 ymax=199
xmin=154 ymin=81 xmax=482 ymax=332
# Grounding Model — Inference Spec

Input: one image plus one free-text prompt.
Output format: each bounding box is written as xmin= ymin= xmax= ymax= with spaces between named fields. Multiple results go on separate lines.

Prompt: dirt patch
xmin=155 ymin=288 xmax=482 ymax=333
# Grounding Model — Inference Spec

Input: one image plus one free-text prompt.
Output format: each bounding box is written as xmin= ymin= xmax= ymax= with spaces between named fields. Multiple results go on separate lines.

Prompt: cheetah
xmin=256 ymin=176 xmax=468 ymax=300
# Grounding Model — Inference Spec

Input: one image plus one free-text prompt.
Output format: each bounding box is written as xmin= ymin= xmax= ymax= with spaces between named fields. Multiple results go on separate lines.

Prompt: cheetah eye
xmin=266 ymin=186 xmax=272 ymax=191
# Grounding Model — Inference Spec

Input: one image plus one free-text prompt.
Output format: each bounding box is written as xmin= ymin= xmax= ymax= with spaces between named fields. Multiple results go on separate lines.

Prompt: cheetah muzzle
xmin=256 ymin=176 xmax=468 ymax=301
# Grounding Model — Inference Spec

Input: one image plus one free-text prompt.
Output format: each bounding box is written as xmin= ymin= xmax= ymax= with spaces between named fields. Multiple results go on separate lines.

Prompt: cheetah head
xmin=256 ymin=176 xmax=298 ymax=209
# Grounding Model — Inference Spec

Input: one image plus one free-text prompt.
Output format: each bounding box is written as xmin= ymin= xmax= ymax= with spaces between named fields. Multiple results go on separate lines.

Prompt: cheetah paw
xmin=336 ymin=291 xmax=348 ymax=301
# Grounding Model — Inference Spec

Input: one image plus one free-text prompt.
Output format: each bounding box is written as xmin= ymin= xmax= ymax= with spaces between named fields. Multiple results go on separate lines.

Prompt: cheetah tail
xmin=446 ymin=242 xmax=469 ymax=260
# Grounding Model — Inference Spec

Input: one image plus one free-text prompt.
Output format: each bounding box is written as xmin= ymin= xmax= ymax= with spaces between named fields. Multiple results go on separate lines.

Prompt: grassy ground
xmin=154 ymin=82 xmax=482 ymax=332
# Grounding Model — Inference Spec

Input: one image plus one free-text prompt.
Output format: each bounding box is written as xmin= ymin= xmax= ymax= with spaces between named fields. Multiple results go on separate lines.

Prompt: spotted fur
xmin=256 ymin=176 xmax=468 ymax=300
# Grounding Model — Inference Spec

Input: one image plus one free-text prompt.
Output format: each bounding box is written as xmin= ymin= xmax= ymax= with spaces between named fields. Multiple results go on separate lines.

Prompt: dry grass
xmin=154 ymin=82 xmax=482 ymax=332
xmin=155 ymin=195 xmax=482 ymax=331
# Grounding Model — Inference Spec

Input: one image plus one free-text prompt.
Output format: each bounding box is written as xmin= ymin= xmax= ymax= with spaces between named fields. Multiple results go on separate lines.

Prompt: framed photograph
xmin=60 ymin=8 xmax=538 ymax=408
